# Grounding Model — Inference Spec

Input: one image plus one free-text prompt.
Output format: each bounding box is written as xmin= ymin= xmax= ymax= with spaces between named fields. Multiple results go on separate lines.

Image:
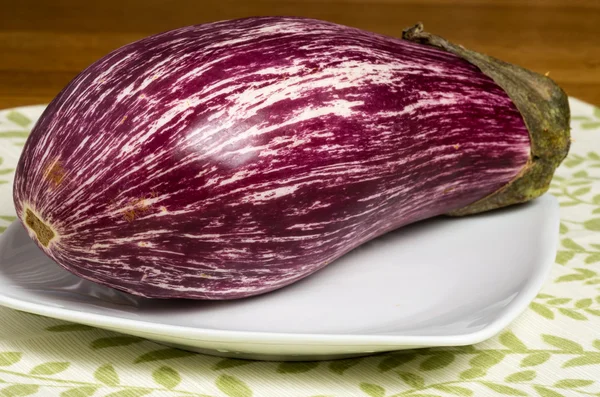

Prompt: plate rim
xmin=0 ymin=195 xmax=559 ymax=348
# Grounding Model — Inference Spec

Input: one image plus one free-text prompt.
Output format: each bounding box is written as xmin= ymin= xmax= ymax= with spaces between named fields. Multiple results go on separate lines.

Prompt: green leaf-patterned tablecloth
xmin=0 ymin=99 xmax=599 ymax=396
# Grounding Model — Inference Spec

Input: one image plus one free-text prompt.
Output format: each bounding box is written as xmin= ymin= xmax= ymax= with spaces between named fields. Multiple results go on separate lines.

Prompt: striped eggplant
xmin=13 ymin=17 xmax=570 ymax=299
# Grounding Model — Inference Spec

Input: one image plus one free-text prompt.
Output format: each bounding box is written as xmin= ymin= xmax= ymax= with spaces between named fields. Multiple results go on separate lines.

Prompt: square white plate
xmin=0 ymin=195 xmax=559 ymax=361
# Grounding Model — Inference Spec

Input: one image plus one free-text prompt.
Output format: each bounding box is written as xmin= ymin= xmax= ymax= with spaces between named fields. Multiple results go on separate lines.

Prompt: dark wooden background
xmin=1 ymin=0 xmax=599 ymax=109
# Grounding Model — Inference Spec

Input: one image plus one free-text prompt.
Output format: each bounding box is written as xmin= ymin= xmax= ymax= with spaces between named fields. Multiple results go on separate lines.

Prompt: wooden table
xmin=1 ymin=0 xmax=599 ymax=109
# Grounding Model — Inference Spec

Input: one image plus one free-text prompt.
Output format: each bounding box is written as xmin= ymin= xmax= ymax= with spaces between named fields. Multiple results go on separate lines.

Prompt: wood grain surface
xmin=1 ymin=0 xmax=599 ymax=109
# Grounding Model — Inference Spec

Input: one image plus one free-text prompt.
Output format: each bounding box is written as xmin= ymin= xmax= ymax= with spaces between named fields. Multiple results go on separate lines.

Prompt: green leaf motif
xmin=0 ymin=130 xmax=29 ymax=138
xmin=521 ymin=352 xmax=551 ymax=367
xmin=590 ymin=339 xmax=599 ymax=350
xmin=405 ymin=395 xmax=441 ymax=397
xmin=212 ymin=358 xmax=253 ymax=371
xmin=589 ymin=151 xmax=600 ymax=160
xmin=470 ymin=351 xmax=505 ymax=368
xmin=104 ymin=389 xmax=151 ymax=397
xmin=568 ymin=179 xmax=591 ymax=186
xmin=573 ymin=170 xmax=589 ymax=178
xmin=555 ymin=274 xmax=587 ymax=283
xmin=30 ymin=361 xmax=70 ymax=375
xmin=6 ymin=111 xmax=31 ymax=127
xmin=562 ymin=238 xmax=585 ymax=251
xmin=585 ymin=308 xmax=600 ymax=316
xmin=530 ymin=302 xmax=554 ymax=319
xmin=432 ymin=385 xmax=473 ymax=396
xmin=459 ymin=367 xmax=486 ymax=380
xmin=277 ymin=362 xmax=319 ymax=374
xmin=573 ymin=187 xmax=591 ymax=196
xmin=398 ymin=371 xmax=425 ymax=388
xmin=90 ymin=336 xmax=144 ymax=350
xmin=359 ymin=383 xmax=385 ymax=397
xmin=45 ymin=323 xmax=94 ymax=332
xmin=547 ymin=298 xmax=571 ymax=305
xmin=576 ymin=268 xmax=597 ymax=277
xmin=558 ymin=308 xmax=587 ymax=320
xmin=152 ymin=366 xmax=180 ymax=390
xmin=554 ymin=379 xmax=594 ymax=388
xmin=377 ymin=353 xmax=416 ymax=372
xmin=505 ymin=370 xmax=536 ymax=382
xmin=567 ymin=179 xmax=592 ymax=187
xmin=593 ymin=208 xmax=600 ymax=214
xmin=563 ymin=353 xmax=600 ymax=368
xmin=216 ymin=375 xmax=253 ymax=397
xmin=420 ymin=352 xmax=455 ymax=371
xmin=0 ymin=216 xmax=16 ymax=222
xmin=449 ymin=342 xmax=477 ymax=352
xmin=94 ymin=364 xmax=119 ymax=386
xmin=499 ymin=331 xmax=528 ymax=352
xmin=537 ymin=294 xmax=554 ymax=299
xmin=581 ymin=122 xmax=600 ymax=130
xmin=585 ymin=254 xmax=600 ymax=264
xmin=575 ymin=299 xmax=593 ymax=309
xmin=542 ymin=335 xmax=583 ymax=352
xmin=60 ymin=386 xmax=98 ymax=397
xmin=328 ymin=358 xmax=362 ymax=375
xmin=567 ymin=170 xmax=593 ymax=176
xmin=563 ymin=180 xmax=588 ymax=186
xmin=563 ymin=160 xmax=583 ymax=168
xmin=559 ymin=201 xmax=579 ymax=207
xmin=559 ymin=223 xmax=568 ymax=234
xmin=594 ymin=107 xmax=600 ymax=118
xmin=584 ymin=219 xmax=600 ymax=231
xmin=0 ymin=384 xmax=39 ymax=397
xmin=134 ymin=348 xmax=196 ymax=363
xmin=593 ymin=194 xmax=600 ymax=205
xmin=481 ymin=382 xmax=527 ymax=396
xmin=534 ymin=386 xmax=564 ymax=397
xmin=585 ymin=278 xmax=600 ymax=285
xmin=0 ymin=352 xmax=22 ymax=367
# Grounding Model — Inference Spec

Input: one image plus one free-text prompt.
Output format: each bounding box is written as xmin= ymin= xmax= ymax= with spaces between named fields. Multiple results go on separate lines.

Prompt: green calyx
xmin=402 ymin=23 xmax=571 ymax=216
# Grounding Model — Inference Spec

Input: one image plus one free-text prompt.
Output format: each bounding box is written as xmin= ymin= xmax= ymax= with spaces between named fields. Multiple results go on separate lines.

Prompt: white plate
xmin=0 ymin=195 xmax=559 ymax=361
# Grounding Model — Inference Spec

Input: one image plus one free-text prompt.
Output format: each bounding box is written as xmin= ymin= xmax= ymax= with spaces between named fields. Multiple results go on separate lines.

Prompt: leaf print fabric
xmin=0 ymin=99 xmax=599 ymax=396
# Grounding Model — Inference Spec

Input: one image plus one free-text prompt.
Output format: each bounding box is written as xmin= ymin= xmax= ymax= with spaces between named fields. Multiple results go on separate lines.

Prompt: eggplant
xmin=13 ymin=17 xmax=570 ymax=299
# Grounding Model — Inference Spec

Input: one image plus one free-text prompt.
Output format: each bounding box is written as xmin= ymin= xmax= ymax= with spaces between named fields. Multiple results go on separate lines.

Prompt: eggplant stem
xmin=402 ymin=23 xmax=571 ymax=216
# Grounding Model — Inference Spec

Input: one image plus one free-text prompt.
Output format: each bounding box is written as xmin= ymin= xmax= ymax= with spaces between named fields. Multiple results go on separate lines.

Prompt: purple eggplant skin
xmin=13 ymin=17 xmax=569 ymax=299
